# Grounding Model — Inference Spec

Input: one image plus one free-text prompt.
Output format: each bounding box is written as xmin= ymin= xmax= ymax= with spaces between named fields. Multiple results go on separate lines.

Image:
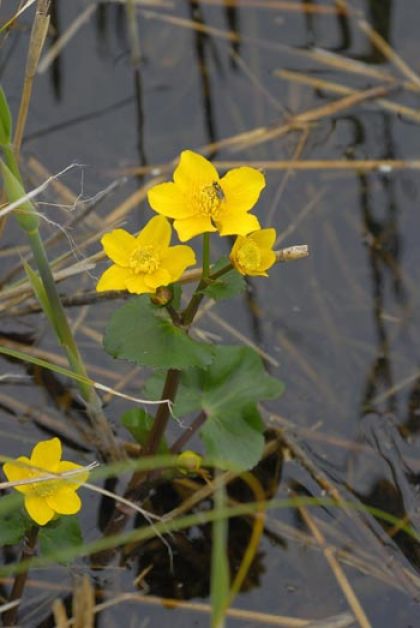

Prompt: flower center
xmin=28 ymin=472 xmax=59 ymax=497
xmin=129 ymin=245 xmax=160 ymax=274
xmin=197 ymin=183 xmax=224 ymax=218
xmin=237 ymin=241 xmax=261 ymax=273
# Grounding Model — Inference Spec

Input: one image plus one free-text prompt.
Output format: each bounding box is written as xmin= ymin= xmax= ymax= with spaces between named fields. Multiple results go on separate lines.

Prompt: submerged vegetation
xmin=1 ymin=1 xmax=420 ymax=627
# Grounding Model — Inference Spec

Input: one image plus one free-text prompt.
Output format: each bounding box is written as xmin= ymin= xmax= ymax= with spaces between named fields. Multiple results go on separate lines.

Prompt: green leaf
xmin=145 ymin=346 xmax=284 ymax=471
xmin=0 ymin=495 xmax=26 ymax=545
xmin=202 ymin=257 xmax=245 ymax=301
xmin=121 ymin=408 xmax=169 ymax=454
xmin=23 ymin=261 xmax=58 ymax=331
xmin=0 ymin=86 xmax=12 ymax=145
xmin=202 ymin=403 xmax=265 ymax=471
xmin=104 ymin=296 xmax=214 ymax=369
xmin=39 ymin=516 xmax=83 ymax=564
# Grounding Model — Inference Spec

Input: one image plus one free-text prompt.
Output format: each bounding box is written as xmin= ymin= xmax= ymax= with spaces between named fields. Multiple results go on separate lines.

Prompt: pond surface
xmin=1 ymin=1 xmax=420 ymax=626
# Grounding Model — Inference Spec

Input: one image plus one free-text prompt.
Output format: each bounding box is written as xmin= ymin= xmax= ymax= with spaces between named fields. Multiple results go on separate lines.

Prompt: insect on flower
xmin=147 ymin=150 xmax=265 ymax=241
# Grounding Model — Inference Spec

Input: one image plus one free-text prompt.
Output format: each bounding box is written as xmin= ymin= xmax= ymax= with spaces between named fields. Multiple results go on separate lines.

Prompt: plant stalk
xmin=0 ymin=156 xmax=121 ymax=462
xmin=2 ymin=526 xmax=39 ymax=627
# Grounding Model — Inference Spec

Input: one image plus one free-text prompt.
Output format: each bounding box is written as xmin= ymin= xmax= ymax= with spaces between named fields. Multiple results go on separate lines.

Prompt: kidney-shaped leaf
xmin=104 ymin=296 xmax=214 ymax=369
xmin=144 ymin=345 xmax=284 ymax=470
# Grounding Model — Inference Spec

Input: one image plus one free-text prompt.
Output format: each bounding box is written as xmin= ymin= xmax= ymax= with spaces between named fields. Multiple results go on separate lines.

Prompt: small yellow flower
xmin=96 ymin=215 xmax=196 ymax=294
xmin=148 ymin=150 xmax=265 ymax=241
xmin=230 ymin=228 xmax=277 ymax=276
xmin=2 ymin=437 xmax=88 ymax=526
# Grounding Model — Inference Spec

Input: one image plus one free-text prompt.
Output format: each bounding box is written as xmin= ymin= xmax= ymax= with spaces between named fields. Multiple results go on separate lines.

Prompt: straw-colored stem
xmin=13 ymin=0 xmax=50 ymax=156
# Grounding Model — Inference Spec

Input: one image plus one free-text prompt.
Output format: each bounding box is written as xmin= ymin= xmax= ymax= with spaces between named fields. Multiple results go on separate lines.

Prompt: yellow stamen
xmin=197 ymin=184 xmax=223 ymax=218
xmin=236 ymin=241 xmax=261 ymax=273
xmin=129 ymin=245 xmax=160 ymax=274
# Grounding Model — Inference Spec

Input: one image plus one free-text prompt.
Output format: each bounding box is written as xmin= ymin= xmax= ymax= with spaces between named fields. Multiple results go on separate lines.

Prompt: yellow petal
xmin=250 ymin=228 xmax=276 ymax=249
xmin=218 ymin=212 xmax=260 ymax=237
xmin=46 ymin=487 xmax=81 ymax=515
xmin=136 ymin=215 xmax=171 ymax=251
xmin=30 ymin=437 xmax=61 ymax=471
xmin=161 ymin=245 xmax=196 ymax=282
xmin=174 ymin=150 xmax=219 ymax=192
xmin=96 ymin=265 xmax=129 ymax=292
xmin=174 ymin=216 xmax=216 ymax=242
xmin=143 ymin=267 xmax=172 ymax=290
xmin=259 ymin=249 xmax=276 ymax=271
xmin=125 ymin=274 xmax=153 ymax=294
xmin=148 ymin=182 xmax=191 ymax=219
xmin=24 ymin=494 xmax=54 ymax=525
xmin=101 ymin=229 xmax=136 ymax=266
xmin=3 ymin=456 xmax=33 ymax=494
xmin=56 ymin=461 xmax=89 ymax=490
xmin=220 ymin=167 xmax=265 ymax=213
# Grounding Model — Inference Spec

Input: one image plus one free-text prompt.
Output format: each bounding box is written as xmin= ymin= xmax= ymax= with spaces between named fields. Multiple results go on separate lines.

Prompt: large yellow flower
xmin=2 ymin=437 xmax=88 ymax=526
xmin=148 ymin=150 xmax=265 ymax=241
xmin=96 ymin=215 xmax=196 ymax=294
xmin=230 ymin=228 xmax=276 ymax=277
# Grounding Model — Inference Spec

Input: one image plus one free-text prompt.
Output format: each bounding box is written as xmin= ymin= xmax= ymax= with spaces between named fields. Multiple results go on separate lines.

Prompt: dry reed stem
xmin=114 ymin=158 xmax=420 ymax=176
xmin=0 ymin=245 xmax=308 ymax=314
xmin=72 ymin=575 xmax=95 ymax=628
xmin=52 ymin=599 xmax=68 ymax=628
xmin=13 ymin=0 xmax=50 ymax=154
xmin=64 ymin=592 xmax=317 ymax=627
xmin=357 ymin=18 xmax=420 ymax=89
xmin=298 ymin=504 xmax=372 ymax=628
xmin=195 ymin=0 xmax=351 ymax=14
xmin=275 ymin=69 xmax=420 ymax=123
xmin=0 ymin=0 xmax=38 ymax=33
xmin=0 ymin=337 xmax=123 ymax=382
xmin=0 ymin=391 xmax=90 ymax=445
xmin=267 ymin=127 xmax=310 ymax=225
xmin=37 ymin=5 xmax=97 ymax=73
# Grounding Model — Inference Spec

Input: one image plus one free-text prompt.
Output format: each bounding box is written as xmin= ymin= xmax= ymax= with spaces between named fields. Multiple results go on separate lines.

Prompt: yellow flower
xmin=96 ymin=215 xmax=196 ymax=294
xmin=230 ymin=228 xmax=276 ymax=276
xmin=147 ymin=150 xmax=265 ymax=241
xmin=2 ymin=437 xmax=88 ymax=526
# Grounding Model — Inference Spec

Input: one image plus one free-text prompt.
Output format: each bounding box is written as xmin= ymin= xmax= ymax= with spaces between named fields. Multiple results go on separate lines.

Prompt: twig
xmin=297 ymin=504 xmax=371 ymax=628
xmin=37 ymin=5 xmax=97 ymax=73
xmin=275 ymin=69 xmax=420 ymax=123
xmin=13 ymin=0 xmax=50 ymax=155
xmin=357 ymin=18 xmax=420 ymax=89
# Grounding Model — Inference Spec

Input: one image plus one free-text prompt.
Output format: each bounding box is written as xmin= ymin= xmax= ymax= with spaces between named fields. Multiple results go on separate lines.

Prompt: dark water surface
xmin=1 ymin=1 xmax=420 ymax=626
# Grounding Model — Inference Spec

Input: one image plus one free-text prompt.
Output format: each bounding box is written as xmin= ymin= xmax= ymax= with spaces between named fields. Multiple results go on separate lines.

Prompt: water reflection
xmin=358 ymin=117 xmax=405 ymax=415
xmin=49 ymin=0 xmax=62 ymax=101
xmin=301 ymin=0 xmax=351 ymax=51
xmin=222 ymin=0 xmax=240 ymax=65
xmin=187 ymin=1 xmax=219 ymax=152
xmin=125 ymin=436 xmax=283 ymax=598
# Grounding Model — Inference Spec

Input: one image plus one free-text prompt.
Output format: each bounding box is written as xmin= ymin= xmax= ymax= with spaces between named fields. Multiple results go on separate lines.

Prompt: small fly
xmin=212 ymin=181 xmax=225 ymax=201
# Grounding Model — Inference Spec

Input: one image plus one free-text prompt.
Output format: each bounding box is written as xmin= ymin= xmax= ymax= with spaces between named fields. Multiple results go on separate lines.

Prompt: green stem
xmin=181 ymin=261 xmax=233 ymax=327
xmin=3 ymin=526 xmax=39 ymax=627
xmin=0 ymin=153 xmax=121 ymax=461
xmin=202 ymin=232 xmax=211 ymax=280
xmin=142 ymin=368 xmax=180 ymax=458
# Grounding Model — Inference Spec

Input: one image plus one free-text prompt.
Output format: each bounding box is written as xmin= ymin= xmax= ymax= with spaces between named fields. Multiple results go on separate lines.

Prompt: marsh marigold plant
xmin=230 ymin=228 xmax=277 ymax=276
xmin=148 ymin=150 xmax=265 ymax=241
xmin=96 ymin=215 xmax=196 ymax=294
xmin=3 ymin=437 xmax=88 ymax=526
